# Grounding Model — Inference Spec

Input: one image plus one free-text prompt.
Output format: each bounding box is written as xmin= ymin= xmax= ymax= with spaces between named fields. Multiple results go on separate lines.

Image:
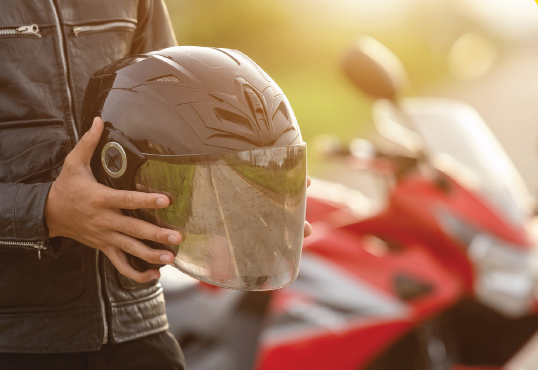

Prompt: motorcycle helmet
xmin=81 ymin=46 xmax=307 ymax=291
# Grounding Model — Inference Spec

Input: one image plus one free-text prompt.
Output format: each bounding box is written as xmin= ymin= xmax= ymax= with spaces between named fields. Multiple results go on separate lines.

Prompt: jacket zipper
xmin=48 ymin=0 xmax=79 ymax=143
xmin=48 ymin=0 xmax=109 ymax=343
xmin=95 ymin=251 xmax=109 ymax=344
xmin=73 ymin=21 xmax=136 ymax=37
xmin=0 ymin=24 xmax=41 ymax=38
xmin=0 ymin=240 xmax=44 ymax=259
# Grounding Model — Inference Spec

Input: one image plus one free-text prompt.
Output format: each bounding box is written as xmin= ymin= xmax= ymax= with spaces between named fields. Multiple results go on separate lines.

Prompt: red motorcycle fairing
xmin=343 ymin=171 xmax=531 ymax=295
xmin=391 ymin=172 xmax=530 ymax=248
xmin=255 ymin=197 xmax=461 ymax=370
xmin=256 ymin=161 xmax=534 ymax=370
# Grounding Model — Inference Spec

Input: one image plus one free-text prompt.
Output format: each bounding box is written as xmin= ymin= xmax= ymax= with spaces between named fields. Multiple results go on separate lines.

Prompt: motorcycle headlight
xmin=437 ymin=209 xmax=537 ymax=317
xmin=469 ymin=234 xmax=536 ymax=317
xmin=436 ymin=208 xmax=480 ymax=248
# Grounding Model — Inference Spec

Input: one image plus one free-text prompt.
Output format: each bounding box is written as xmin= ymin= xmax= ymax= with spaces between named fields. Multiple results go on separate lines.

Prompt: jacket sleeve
xmin=0 ymin=182 xmax=56 ymax=256
xmin=131 ymin=0 xmax=178 ymax=54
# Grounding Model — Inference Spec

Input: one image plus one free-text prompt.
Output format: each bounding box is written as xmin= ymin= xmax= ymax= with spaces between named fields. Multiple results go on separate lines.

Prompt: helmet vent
xmin=214 ymin=108 xmax=252 ymax=132
xmin=245 ymin=89 xmax=268 ymax=130
xmin=148 ymin=74 xmax=182 ymax=83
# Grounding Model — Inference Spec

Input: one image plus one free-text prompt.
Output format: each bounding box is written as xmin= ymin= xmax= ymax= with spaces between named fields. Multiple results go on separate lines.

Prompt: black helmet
xmin=81 ymin=46 xmax=307 ymax=291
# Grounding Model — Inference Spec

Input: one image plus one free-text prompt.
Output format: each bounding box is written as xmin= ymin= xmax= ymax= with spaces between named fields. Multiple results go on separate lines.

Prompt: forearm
xmin=0 ymin=182 xmax=56 ymax=256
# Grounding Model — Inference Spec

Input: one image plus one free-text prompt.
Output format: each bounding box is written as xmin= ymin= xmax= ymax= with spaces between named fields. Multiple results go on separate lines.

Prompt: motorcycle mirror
xmin=343 ymin=36 xmax=408 ymax=101
xmin=372 ymin=99 xmax=423 ymax=154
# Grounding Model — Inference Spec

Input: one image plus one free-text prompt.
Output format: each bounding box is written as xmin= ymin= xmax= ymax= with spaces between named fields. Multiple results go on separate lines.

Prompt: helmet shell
xmin=80 ymin=47 xmax=306 ymax=275
xmin=81 ymin=46 xmax=302 ymax=156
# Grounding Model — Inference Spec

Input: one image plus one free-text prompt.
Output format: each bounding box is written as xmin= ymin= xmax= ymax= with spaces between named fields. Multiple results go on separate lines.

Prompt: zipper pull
xmin=34 ymin=241 xmax=44 ymax=259
xmin=17 ymin=24 xmax=40 ymax=37
xmin=73 ymin=26 xmax=81 ymax=36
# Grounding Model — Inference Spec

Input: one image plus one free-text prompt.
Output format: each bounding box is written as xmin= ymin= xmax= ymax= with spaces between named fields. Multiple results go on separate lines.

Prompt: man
xmin=0 ymin=1 xmax=185 ymax=368
xmin=0 ymin=1 xmax=313 ymax=368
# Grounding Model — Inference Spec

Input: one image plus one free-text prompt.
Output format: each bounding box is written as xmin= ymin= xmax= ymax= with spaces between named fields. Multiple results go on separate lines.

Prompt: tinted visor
xmin=133 ymin=144 xmax=307 ymax=291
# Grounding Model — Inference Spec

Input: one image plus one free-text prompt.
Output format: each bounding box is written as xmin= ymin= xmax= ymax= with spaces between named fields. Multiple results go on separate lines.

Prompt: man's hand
xmin=45 ymin=117 xmax=181 ymax=283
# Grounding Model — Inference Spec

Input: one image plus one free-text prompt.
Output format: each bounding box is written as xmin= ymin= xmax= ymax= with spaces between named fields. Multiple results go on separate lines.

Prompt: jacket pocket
xmin=0 ymin=239 xmax=85 ymax=306
xmin=0 ymin=24 xmax=42 ymax=38
xmin=67 ymin=19 xmax=137 ymax=130
xmin=72 ymin=21 xmax=136 ymax=37
xmin=0 ymin=119 xmax=70 ymax=184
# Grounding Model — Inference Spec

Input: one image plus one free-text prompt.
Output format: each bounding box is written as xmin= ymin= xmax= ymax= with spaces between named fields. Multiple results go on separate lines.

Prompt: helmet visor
xmin=133 ymin=144 xmax=307 ymax=291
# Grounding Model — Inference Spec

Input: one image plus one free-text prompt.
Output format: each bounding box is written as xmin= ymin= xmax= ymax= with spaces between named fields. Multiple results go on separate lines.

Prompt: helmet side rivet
xmin=101 ymin=142 xmax=127 ymax=178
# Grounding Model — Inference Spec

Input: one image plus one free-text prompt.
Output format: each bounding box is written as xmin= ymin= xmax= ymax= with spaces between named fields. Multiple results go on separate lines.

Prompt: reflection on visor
xmin=133 ymin=144 xmax=307 ymax=291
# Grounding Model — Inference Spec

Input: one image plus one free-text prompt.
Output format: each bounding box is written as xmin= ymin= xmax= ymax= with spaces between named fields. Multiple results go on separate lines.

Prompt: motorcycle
xmin=161 ymin=37 xmax=538 ymax=370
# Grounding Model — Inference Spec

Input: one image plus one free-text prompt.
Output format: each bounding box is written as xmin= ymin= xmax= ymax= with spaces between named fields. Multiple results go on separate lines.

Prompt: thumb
xmin=71 ymin=117 xmax=104 ymax=165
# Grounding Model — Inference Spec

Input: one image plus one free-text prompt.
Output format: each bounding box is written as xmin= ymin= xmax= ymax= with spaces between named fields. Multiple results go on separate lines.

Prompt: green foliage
xmin=228 ymin=151 xmax=307 ymax=199
xmin=136 ymin=161 xmax=197 ymax=229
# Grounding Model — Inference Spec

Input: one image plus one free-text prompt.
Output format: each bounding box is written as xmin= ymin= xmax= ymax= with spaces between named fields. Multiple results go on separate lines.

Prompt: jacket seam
xmin=0 ymin=307 xmax=95 ymax=317
xmin=65 ymin=17 xmax=138 ymax=26
xmin=0 ymin=345 xmax=101 ymax=354
xmin=0 ymin=118 xmax=63 ymax=128
xmin=35 ymin=183 xmax=54 ymax=246
xmin=12 ymin=184 xmax=22 ymax=238
xmin=109 ymin=287 xmax=163 ymax=308
xmin=15 ymin=162 xmax=64 ymax=184
xmin=38 ymin=184 xmax=49 ymax=238
xmin=114 ymin=322 xmax=169 ymax=343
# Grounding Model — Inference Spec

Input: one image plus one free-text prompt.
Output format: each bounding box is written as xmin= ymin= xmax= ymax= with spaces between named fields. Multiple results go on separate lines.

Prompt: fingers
xmin=106 ymin=247 xmax=161 ymax=283
xmin=304 ymin=221 xmax=312 ymax=238
xmin=102 ymin=188 xmax=171 ymax=210
xmin=110 ymin=232 xmax=175 ymax=265
xmin=135 ymin=184 xmax=176 ymax=205
xmin=71 ymin=117 xmax=104 ymax=166
xmin=137 ymin=208 xmax=184 ymax=232
xmin=113 ymin=214 xmax=182 ymax=246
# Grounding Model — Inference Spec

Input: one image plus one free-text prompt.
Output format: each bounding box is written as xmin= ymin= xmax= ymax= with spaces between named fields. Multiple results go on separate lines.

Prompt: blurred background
xmin=164 ymin=0 xmax=538 ymax=194
xmin=159 ymin=1 xmax=538 ymax=369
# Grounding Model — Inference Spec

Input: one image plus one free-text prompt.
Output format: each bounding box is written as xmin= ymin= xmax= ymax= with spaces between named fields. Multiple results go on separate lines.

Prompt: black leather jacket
xmin=0 ymin=0 xmax=177 ymax=353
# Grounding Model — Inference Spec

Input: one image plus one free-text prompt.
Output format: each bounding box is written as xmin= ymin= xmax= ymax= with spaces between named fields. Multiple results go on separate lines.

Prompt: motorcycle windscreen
xmin=133 ymin=144 xmax=307 ymax=291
